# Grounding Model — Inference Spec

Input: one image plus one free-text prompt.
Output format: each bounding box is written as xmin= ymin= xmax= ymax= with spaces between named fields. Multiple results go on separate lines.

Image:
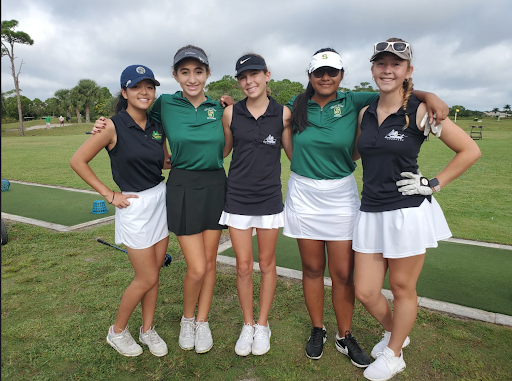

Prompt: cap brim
xmin=370 ymin=51 xmax=410 ymax=62
xmin=235 ymin=65 xmax=266 ymax=76
xmin=127 ymin=77 xmax=160 ymax=87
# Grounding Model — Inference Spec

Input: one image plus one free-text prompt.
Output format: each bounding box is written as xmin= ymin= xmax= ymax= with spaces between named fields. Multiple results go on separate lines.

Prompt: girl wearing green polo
xmin=283 ymin=48 xmax=448 ymax=366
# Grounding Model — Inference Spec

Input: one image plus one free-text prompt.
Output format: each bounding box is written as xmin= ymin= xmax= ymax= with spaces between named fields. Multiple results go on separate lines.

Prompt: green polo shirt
xmin=286 ymin=91 xmax=378 ymax=180
xmin=149 ymin=92 xmax=225 ymax=171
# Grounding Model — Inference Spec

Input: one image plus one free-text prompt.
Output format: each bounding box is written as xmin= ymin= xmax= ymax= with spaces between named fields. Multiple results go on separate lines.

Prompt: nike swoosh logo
xmin=240 ymin=58 xmax=251 ymax=64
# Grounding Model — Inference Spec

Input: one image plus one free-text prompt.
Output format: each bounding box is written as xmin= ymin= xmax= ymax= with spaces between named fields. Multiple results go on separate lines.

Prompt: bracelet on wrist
xmin=109 ymin=191 xmax=115 ymax=204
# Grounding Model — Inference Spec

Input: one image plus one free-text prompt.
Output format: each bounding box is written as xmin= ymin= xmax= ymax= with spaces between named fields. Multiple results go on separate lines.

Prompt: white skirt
xmin=219 ymin=211 xmax=284 ymax=230
xmin=115 ymin=182 xmax=169 ymax=250
xmin=352 ymin=197 xmax=452 ymax=258
xmin=283 ymin=172 xmax=360 ymax=241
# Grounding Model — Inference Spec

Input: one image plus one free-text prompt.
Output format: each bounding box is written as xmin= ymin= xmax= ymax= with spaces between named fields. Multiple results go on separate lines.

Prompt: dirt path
xmin=5 ymin=123 xmax=73 ymax=132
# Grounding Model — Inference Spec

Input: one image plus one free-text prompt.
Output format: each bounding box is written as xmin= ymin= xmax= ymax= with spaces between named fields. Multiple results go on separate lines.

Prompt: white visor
xmin=308 ymin=51 xmax=344 ymax=73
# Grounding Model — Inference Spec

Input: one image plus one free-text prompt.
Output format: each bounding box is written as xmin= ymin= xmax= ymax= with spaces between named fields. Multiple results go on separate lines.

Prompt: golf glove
xmin=396 ymin=170 xmax=433 ymax=196
xmin=421 ymin=112 xmax=442 ymax=137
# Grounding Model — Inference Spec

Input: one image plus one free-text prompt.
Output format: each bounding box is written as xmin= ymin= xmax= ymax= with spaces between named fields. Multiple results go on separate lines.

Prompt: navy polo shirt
xmin=108 ymin=110 xmax=166 ymax=192
xmin=224 ymin=97 xmax=284 ymax=215
xmin=358 ymin=94 xmax=430 ymax=212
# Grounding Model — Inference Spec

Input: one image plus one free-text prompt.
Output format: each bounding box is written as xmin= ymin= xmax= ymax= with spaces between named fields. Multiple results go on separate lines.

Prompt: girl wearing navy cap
xmin=353 ymin=38 xmax=480 ymax=381
xmin=284 ymin=48 xmax=450 ymax=366
xmin=95 ymin=46 xmax=232 ymax=354
xmin=220 ymin=53 xmax=292 ymax=356
xmin=71 ymin=65 xmax=170 ymax=357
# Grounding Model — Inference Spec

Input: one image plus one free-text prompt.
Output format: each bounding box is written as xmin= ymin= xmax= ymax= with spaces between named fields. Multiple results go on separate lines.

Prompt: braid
xmin=401 ymin=77 xmax=414 ymax=130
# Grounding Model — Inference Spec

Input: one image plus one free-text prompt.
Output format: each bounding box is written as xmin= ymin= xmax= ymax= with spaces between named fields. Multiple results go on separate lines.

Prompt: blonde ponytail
xmin=401 ymin=78 xmax=414 ymax=130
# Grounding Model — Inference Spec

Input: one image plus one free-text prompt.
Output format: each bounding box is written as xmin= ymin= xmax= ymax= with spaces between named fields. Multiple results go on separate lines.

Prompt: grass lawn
xmin=220 ymin=231 xmax=512 ymax=316
xmin=2 ymin=118 xmax=510 ymax=244
xmin=2 ymin=222 xmax=512 ymax=380
xmin=1 ymin=182 xmax=115 ymax=225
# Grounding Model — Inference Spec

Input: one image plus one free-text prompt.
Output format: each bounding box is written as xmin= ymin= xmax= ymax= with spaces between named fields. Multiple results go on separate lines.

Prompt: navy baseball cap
xmin=235 ymin=54 xmax=267 ymax=77
xmin=120 ymin=65 xmax=160 ymax=88
xmin=173 ymin=47 xmax=209 ymax=67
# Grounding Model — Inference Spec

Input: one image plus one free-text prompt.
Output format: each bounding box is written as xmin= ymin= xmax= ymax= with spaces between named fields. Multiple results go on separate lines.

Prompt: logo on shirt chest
xmin=263 ymin=135 xmax=277 ymax=145
xmin=204 ymin=107 xmax=217 ymax=120
xmin=384 ymin=129 xmax=406 ymax=141
xmin=330 ymin=103 xmax=344 ymax=118
xmin=152 ymin=131 xmax=162 ymax=141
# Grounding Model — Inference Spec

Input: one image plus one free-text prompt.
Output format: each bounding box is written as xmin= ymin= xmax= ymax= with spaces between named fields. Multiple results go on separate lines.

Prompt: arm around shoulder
xmin=282 ymin=107 xmax=293 ymax=161
xmin=352 ymin=106 xmax=368 ymax=161
xmin=222 ymin=105 xmax=234 ymax=158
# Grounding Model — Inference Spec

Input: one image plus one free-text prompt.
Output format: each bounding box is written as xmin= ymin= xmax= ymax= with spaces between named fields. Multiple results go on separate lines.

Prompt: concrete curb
xmin=217 ymin=235 xmax=512 ymax=328
xmin=1 ymin=212 xmax=114 ymax=232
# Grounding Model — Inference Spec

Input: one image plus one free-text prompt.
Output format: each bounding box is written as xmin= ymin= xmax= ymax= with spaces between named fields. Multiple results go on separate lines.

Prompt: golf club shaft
xmin=97 ymin=238 xmax=127 ymax=253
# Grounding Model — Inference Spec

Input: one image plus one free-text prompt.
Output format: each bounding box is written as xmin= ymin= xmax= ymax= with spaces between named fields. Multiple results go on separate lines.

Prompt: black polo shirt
xmin=224 ymin=97 xmax=284 ymax=215
xmin=358 ymin=94 xmax=430 ymax=212
xmin=108 ymin=110 xmax=166 ymax=192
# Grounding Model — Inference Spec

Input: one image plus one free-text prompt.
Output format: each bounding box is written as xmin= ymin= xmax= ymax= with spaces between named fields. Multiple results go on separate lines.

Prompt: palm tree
xmin=492 ymin=107 xmax=500 ymax=117
xmin=54 ymin=89 xmax=73 ymax=122
xmin=504 ymin=104 xmax=511 ymax=114
xmin=71 ymin=79 xmax=101 ymax=123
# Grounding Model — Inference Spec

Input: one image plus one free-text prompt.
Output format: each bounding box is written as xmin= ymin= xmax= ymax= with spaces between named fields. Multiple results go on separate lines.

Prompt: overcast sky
xmin=2 ymin=0 xmax=511 ymax=111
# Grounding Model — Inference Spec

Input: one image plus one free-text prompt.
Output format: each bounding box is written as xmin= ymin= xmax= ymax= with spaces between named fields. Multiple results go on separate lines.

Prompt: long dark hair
xmin=114 ymin=88 xmax=127 ymax=115
xmin=292 ymin=48 xmax=344 ymax=134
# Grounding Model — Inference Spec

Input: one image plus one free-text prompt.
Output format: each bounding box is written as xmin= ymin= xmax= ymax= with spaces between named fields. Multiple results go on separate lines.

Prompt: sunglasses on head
xmin=312 ymin=68 xmax=340 ymax=78
xmin=374 ymin=41 xmax=410 ymax=54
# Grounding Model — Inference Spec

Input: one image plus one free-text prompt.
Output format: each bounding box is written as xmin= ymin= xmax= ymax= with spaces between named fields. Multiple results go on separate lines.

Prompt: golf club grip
xmin=97 ymin=238 xmax=127 ymax=253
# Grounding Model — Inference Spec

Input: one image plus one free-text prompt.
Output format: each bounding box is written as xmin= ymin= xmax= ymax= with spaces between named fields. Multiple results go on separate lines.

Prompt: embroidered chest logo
xmin=263 ymin=135 xmax=277 ymax=145
xmin=204 ymin=108 xmax=217 ymax=120
xmin=384 ymin=129 xmax=406 ymax=141
xmin=330 ymin=103 xmax=344 ymax=118
xmin=152 ymin=131 xmax=162 ymax=141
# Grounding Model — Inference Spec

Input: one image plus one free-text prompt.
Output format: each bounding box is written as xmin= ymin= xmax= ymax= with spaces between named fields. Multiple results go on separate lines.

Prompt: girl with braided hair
xmin=352 ymin=38 xmax=481 ymax=381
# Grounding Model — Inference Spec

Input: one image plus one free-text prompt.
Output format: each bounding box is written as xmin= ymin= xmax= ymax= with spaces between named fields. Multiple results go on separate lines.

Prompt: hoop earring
xmin=404 ymin=78 xmax=409 ymax=83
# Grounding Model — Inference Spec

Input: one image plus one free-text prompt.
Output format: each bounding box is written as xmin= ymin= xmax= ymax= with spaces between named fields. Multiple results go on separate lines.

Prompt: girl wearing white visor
xmin=353 ymin=38 xmax=480 ymax=381
xmin=284 ymin=48 xmax=450 ymax=366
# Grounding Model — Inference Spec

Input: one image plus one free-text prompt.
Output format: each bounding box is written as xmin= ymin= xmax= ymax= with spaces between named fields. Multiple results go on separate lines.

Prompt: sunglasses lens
xmin=393 ymin=42 xmax=407 ymax=52
xmin=313 ymin=68 xmax=340 ymax=78
xmin=375 ymin=42 xmax=389 ymax=51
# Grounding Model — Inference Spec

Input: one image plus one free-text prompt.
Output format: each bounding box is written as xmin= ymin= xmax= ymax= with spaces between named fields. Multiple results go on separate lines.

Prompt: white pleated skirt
xmin=283 ymin=172 xmax=360 ymax=241
xmin=352 ymin=197 xmax=452 ymax=258
xmin=219 ymin=211 xmax=284 ymax=230
xmin=115 ymin=182 xmax=169 ymax=250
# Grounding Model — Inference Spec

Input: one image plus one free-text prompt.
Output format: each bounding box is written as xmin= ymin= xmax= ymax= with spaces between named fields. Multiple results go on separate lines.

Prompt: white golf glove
xmin=396 ymin=170 xmax=433 ymax=196
xmin=421 ymin=112 xmax=442 ymax=138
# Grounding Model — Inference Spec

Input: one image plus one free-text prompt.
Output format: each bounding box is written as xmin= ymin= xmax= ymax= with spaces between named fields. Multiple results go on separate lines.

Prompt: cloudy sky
xmin=2 ymin=0 xmax=511 ymax=111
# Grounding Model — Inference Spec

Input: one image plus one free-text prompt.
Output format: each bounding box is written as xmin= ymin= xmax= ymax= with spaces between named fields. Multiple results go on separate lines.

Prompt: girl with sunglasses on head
xmin=352 ymin=38 xmax=480 ymax=381
xmin=220 ymin=54 xmax=292 ymax=356
xmin=284 ymin=48 xmax=450 ymax=366
xmin=93 ymin=46 xmax=232 ymax=354
xmin=71 ymin=65 xmax=170 ymax=357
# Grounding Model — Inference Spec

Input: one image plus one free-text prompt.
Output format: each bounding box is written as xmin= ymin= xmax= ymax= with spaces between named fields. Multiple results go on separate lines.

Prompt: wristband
xmin=428 ymin=177 xmax=441 ymax=192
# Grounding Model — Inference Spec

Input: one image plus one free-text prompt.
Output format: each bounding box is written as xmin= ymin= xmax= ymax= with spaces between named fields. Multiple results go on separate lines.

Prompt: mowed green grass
xmin=1 ymin=182 xmax=115 ymax=225
xmin=221 ymin=231 xmax=512 ymax=315
xmin=2 ymin=118 xmax=510 ymax=244
xmin=2 ymin=222 xmax=512 ymax=381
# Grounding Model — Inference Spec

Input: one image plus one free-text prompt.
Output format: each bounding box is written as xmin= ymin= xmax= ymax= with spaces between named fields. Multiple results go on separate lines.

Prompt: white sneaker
xmin=363 ymin=346 xmax=406 ymax=381
xmin=195 ymin=320 xmax=213 ymax=353
xmin=252 ymin=323 xmax=271 ymax=356
xmin=139 ymin=326 xmax=168 ymax=357
xmin=179 ymin=316 xmax=195 ymax=351
xmin=106 ymin=325 xmax=143 ymax=357
xmin=235 ymin=323 xmax=254 ymax=356
xmin=371 ymin=331 xmax=410 ymax=359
